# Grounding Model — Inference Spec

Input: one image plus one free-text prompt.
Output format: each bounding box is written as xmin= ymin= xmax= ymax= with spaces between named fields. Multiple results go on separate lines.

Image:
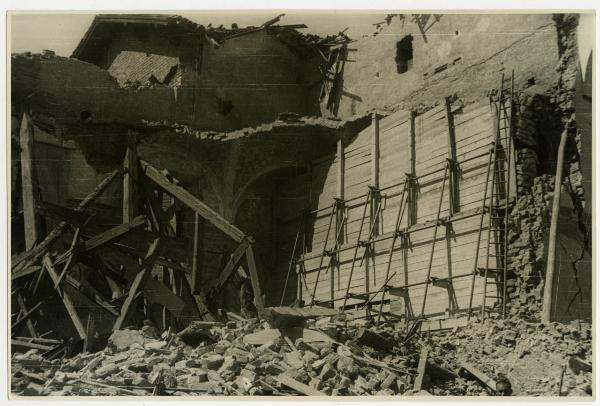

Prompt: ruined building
xmin=11 ymin=13 xmax=592 ymax=364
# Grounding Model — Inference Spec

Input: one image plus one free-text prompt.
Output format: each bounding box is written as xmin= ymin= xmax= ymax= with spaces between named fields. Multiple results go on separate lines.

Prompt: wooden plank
xmin=53 ymin=227 xmax=81 ymax=288
xmin=12 ymin=297 xmax=42 ymax=335
xmin=113 ymin=238 xmax=161 ymax=330
xmin=144 ymin=277 xmax=186 ymax=317
xmin=12 ymin=169 xmax=121 ymax=274
xmin=83 ymin=314 xmax=94 ymax=353
xmin=36 ymin=200 xmax=98 ymax=225
xmin=112 ymin=270 xmax=147 ymax=331
xmin=245 ymin=244 xmax=265 ymax=317
xmin=276 ymin=373 xmax=325 ymax=396
xmin=460 ymin=362 xmax=497 ymax=391
xmin=19 ymin=114 xmax=39 ymax=249
xmin=42 ymin=254 xmax=87 ymax=339
xmin=215 ymin=239 xmax=250 ymax=288
xmin=15 ymin=292 xmax=38 ymax=337
xmin=413 ymin=346 xmax=429 ymax=391
xmin=122 ymin=131 xmax=139 ymax=223
xmin=140 ymin=160 xmax=245 ymax=242
xmin=11 ymin=339 xmax=53 ymax=352
xmin=82 ymin=215 xmax=146 ymax=253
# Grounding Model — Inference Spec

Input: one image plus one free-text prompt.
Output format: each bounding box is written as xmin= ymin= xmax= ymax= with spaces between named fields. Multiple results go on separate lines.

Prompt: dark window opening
xmin=396 ymin=35 xmax=413 ymax=74
xmin=218 ymin=99 xmax=234 ymax=116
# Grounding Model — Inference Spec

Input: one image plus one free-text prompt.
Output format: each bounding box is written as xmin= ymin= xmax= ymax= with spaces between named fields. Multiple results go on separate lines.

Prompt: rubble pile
xmin=427 ymin=316 xmax=592 ymax=397
xmin=11 ymin=309 xmax=593 ymax=397
xmin=11 ymin=314 xmax=424 ymax=396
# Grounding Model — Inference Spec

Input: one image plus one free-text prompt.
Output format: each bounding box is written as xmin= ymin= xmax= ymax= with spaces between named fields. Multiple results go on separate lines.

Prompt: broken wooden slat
xmin=11 ymin=339 xmax=54 ymax=352
xmin=113 ymin=238 xmax=160 ymax=330
xmin=10 ymin=265 xmax=40 ymax=280
xmin=245 ymin=244 xmax=265 ymax=317
xmin=276 ymin=373 xmax=325 ymax=396
xmin=122 ymin=131 xmax=139 ymax=223
xmin=19 ymin=113 xmax=40 ymax=250
xmin=413 ymin=346 xmax=429 ymax=391
xmin=43 ymin=254 xmax=87 ymax=339
xmin=460 ymin=361 xmax=497 ymax=391
xmin=210 ymin=239 xmax=250 ymax=290
xmin=143 ymin=277 xmax=186 ymax=318
xmin=12 ymin=168 xmax=121 ymax=275
xmin=54 ymin=227 xmax=81 ymax=288
xmin=140 ymin=160 xmax=246 ymax=242
xmin=83 ymin=314 xmax=94 ymax=353
xmin=11 ymin=299 xmax=42 ymax=332
xmin=35 ymin=200 xmax=98 ymax=225
xmin=82 ymin=215 xmax=146 ymax=253
xmin=15 ymin=292 xmax=38 ymax=338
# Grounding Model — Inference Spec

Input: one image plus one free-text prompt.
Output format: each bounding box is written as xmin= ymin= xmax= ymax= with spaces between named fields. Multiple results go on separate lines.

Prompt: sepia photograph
xmin=7 ymin=8 xmax=595 ymax=399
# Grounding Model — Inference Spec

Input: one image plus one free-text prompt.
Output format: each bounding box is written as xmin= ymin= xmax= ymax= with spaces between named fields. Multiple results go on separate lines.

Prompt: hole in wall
xmin=395 ymin=35 xmax=413 ymax=74
xmin=80 ymin=111 xmax=92 ymax=122
xmin=218 ymin=99 xmax=234 ymax=116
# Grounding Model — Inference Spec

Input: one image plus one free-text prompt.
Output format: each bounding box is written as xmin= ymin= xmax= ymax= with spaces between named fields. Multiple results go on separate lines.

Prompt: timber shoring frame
xmin=295 ymin=90 xmax=514 ymax=323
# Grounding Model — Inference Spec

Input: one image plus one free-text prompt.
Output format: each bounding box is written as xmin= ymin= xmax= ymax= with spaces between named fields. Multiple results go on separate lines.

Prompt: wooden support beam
xmin=542 ymin=129 xmax=568 ymax=323
xmin=444 ymin=97 xmax=460 ymax=215
xmin=82 ymin=215 xmax=146 ymax=253
xmin=460 ymin=362 xmax=497 ymax=392
xmin=336 ymin=138 xmax=345 ymax=200
xmin=12 ymin=168 xmax=121 ymax=274
xmin=16 ymin=292 xmax=38 ymax=337
xmin=42 ymin=254 xmax=87 ymax=339
xmin=113 ymin=238 xmax=160 ymax=330
xmin=122 ymin=131 xmax=139 ymax=223
xmin=83 ymin=314 xmax=95 ymax=353
xmin=191 ymin=212 xmax=200 ymax=294
xmin=140 ymin=160 xmax=246 ymax=243
xmin=371 ymin=113 xmax=380 ymax=189
xmin=11 ymin=339 xmax=53 ymax=352
xmin=408 ymin=111 xmax=417 ymax=226
xmin=212 ymin=239 xmax=250 ymax=290
xmin=19 ymin=113 xmax=40 ymax=249
xmin=12 ymin=297 xmax=42 ymax=334
xmin=245 ymin=244 xmax=265 ymax=317
xmin=413 ymin=346 xmax=429 ymax=391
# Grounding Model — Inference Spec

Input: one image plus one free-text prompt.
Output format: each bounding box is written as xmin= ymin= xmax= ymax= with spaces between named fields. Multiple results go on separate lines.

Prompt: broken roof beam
xmin=139 ymin=160 xmax=246 ymax=243
xmin=12 ymin=168 xmax=121 ymax=275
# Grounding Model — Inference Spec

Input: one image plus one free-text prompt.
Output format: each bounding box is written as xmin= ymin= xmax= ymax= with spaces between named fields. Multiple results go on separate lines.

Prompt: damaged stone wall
xmin=334 ymin=14 xmax=560 ymax=117
xmin=503 ymin=14 xmax=592 ymax=322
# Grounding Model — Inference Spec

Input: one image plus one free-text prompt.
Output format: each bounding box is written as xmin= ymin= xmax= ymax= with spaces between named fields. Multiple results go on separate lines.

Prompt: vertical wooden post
xmin=336 ymin=137 xmax=345 ymax=200
xmin=444 ymin=97 xmax=460 ymax=215
xmin=122 ymin=131 xmax=139 ymax=224
xmin=191 ymin=212 xmax=200 ymax=294
xmin=19 ymin=113 xmax=39 ymax=250
xmin=371 ymin=113 xmax=380 ymax=189
xmin=408 ymin=111 xmax=417 ymax=226
xmin=370 ymin=113 xmax=381 ymax=237
xmin=542 ymin=129 xmax=568 ymax=323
